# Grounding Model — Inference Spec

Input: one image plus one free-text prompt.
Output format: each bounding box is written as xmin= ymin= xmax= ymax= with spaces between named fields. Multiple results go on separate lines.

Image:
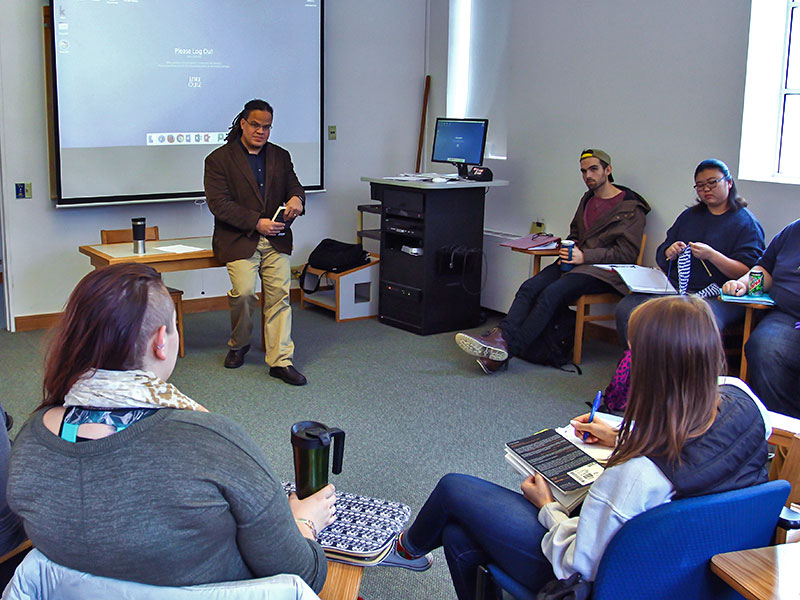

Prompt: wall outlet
xmin=530 ymin=220 xmax=545 ymax=234
xmin=328 ymin=125 xmax=337 ymax=140
xmin=290 ymin=265 xmax=304 ymax=280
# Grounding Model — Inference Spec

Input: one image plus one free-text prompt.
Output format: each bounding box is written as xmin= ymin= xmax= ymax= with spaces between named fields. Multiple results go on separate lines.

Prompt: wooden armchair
xmin=100 ymin=227 xmax=185 ymax=357
xmin=570 ymin=234 xmax=646 ymax=364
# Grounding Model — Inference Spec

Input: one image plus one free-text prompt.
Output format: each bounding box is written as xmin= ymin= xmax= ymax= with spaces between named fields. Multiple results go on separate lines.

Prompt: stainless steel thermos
xmin=131 ymin=217 xmax=147 ymax=254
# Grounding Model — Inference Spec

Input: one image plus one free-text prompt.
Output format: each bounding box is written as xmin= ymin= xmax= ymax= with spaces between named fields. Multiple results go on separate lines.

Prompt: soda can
xmin=748 ymin=270 xmax=764 ymax=296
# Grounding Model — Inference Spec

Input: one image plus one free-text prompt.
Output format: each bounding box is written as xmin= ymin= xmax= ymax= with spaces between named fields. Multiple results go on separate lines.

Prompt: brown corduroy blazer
xmin=204 ymin=140 xmax=305 ymax=263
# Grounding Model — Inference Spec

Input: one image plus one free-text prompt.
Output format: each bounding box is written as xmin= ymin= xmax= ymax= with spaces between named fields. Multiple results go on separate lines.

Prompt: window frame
xmin=778 ymin=1 xmax=799 ymax=175
xmin=739 ymin=0 xmax=800 ymax=185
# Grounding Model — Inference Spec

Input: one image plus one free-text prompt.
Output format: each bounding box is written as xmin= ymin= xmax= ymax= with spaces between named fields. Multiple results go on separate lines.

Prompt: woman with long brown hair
xmin=6 ymin=264 xmax=334 ymax=592
xmin=388 ymin=296 xmax=771 ymax=599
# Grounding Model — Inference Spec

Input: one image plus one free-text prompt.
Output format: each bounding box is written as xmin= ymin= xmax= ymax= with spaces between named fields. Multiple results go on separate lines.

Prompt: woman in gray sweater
xmin=7 ymin=264 xmax=334 ymax=592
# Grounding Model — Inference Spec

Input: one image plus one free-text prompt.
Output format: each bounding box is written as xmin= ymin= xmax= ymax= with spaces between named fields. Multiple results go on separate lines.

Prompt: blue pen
xmin=584 ymin=391 xmax=603 ymax=441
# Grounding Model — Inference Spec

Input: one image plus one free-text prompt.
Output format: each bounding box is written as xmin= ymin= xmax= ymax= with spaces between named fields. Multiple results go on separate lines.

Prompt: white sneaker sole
xmin=455 ymin=333 xmax=509 ymax=361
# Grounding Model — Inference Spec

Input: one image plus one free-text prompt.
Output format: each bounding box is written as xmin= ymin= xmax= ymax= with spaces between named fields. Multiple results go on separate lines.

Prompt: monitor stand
xmin=453 ymin=162 xmax=471 ymax=179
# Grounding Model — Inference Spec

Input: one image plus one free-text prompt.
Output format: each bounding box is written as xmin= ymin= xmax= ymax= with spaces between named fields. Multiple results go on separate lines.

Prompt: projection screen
xmin=49 ymin=0 xmax=323 ymax=207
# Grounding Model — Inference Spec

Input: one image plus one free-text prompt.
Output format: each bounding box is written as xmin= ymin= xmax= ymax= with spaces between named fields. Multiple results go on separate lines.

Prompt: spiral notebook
xmin=282 ymin=483 xmax=410 ymax=566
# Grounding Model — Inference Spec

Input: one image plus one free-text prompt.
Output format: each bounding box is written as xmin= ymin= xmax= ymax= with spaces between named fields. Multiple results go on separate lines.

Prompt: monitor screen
xmin=431 ymin=118 xmax=488 ymax=171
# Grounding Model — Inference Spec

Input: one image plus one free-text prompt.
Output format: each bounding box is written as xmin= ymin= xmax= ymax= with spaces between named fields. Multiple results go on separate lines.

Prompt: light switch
xmin=15 ymin=183 xmax=32 ymax=199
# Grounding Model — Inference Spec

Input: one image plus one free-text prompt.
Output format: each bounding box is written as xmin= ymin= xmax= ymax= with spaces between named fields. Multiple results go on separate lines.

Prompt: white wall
xmin=5 ymin=1 xmax=798 ymax=327
xmin=427 ymin=0 xmax=798 ymax=272
xmin=0 ymin=0 xmax=427 ymax=327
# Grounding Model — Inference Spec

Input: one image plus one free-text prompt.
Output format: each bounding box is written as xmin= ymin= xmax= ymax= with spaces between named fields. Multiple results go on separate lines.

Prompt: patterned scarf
xmin=64 ymin=369 xmax=208 ymax=412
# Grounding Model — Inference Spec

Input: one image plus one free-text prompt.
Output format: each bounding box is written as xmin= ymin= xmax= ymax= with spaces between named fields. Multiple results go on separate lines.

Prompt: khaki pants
xmin=226 ymin=237 xmax=293 ymax=367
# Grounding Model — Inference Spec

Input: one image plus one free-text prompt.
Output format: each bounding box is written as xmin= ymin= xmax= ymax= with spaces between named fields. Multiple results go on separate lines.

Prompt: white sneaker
xmin=380 ymin=541 xmax=433 ymax=572
xmin=455 ymin=332 xmax=509 ymax=361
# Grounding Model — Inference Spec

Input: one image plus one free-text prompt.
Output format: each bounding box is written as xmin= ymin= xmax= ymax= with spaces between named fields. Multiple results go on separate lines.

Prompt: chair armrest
xmin=0 ymin=539 xmax=32 ymax=564
xmin=778 ymin=506 xmax=800 ymax=530
xmin=767 ymin=411 xmax=800 ymax=448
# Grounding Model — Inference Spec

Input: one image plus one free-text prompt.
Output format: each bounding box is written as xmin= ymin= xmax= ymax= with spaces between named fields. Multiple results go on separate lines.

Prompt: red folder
xmin=500 ymin=233 xmax=561 ymax=250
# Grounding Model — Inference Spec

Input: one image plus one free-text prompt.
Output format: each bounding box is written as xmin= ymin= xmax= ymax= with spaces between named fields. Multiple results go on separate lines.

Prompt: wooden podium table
xmin=711 ymin=543 xmax=800 ymax=600
xmin=361 ymin=176 xmax=509 ymax=335
xmin=79 ymin=236 xmax=222 ymax=273
xmin=78 ymin=236 xmax=234 ymax=354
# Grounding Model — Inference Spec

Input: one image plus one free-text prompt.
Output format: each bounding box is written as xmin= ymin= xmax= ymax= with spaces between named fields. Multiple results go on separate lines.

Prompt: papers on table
xmin=152 ymin=244 xmax=205 ymax=254
xmin=595 ymin=264 xmax=677 ymax=294
xmin=383 ymin=173 xmax=459 ymax=181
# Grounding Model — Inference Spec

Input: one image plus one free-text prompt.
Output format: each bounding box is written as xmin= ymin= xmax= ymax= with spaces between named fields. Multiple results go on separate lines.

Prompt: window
xmin=780 ymin=2 xmax=800 ymax=175
xmin=446 ymin=0 xmax=510 ymax=160
xmin=740 ymin=1 xmax=800 ymax=183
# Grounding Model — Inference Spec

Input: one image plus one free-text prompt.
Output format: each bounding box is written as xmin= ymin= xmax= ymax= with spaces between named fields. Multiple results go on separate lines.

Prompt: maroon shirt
xmin=583 ymin=190 xmax=625 ymax=230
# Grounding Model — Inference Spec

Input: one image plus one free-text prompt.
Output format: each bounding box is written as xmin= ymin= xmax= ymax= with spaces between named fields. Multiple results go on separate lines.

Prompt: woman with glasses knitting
xmin=6 ymin=264 xmax=334 ymax=592
xmin=388 ymin=296 xmax=770 ymax=599
xmin=614 ymin=158 xmax=765 ymax=345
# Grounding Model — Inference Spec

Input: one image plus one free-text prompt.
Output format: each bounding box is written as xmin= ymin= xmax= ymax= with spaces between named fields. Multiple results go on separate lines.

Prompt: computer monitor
xmin=431 ymin=118 xmax=489 ymax=178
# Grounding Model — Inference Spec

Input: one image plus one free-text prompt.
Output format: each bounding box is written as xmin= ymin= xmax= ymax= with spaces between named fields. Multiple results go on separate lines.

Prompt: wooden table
xmin=711 ymin=543 xmax=800 ymax=600
xmin=511 ymin=247 xmax=560 ymax=277
xmin=738 ymin=302 xmax=774 ymax=381
xmin=78 ymin=236 xmax=242 ymax=353
xmin=79 ymin=236 xmax=222 ymax=273
xmin=319 ymin=561 xmax=364 ymax=600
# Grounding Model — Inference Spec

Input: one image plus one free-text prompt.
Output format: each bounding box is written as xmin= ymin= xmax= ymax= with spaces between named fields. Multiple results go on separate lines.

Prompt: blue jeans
xmin=746 ymin=309 xmax=800 ymax=418
xmin=614 ymin=293 xmax=746 ymax=345
xmin=499 ymin=263 xmax=614 ymax=357
xmin=403 ymin=473 xmax=554 ymax=600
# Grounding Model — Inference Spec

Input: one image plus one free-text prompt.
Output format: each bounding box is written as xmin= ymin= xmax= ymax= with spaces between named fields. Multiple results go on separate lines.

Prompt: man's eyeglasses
xmin=245 ymin=120 xmax=272 ymax=132
xmin=693 ymin=176 xmax=728 ymax=191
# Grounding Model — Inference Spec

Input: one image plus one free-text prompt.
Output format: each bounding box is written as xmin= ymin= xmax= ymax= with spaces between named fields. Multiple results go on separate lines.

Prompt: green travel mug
xmin=291 ymin=421 xmax=345 ymax=499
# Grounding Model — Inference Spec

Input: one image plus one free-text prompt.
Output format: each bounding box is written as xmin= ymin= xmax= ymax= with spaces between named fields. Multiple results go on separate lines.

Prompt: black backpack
xmin=518 ymin=306 xmax=581 ymax=373
xmin=299 ymin=239 xmax=370 ymax=293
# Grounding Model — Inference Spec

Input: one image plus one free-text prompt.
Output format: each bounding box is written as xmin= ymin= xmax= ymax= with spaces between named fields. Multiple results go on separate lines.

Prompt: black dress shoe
xmin=224 ymin=344 xmax=250 ymax=369
xmin=269 ymin=365 xmax=308 ymax=386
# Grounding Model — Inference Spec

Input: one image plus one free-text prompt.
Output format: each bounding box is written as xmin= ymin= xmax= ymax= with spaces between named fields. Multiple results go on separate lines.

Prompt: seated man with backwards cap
xmin=455 ymin=149 xmax=650 ymax=374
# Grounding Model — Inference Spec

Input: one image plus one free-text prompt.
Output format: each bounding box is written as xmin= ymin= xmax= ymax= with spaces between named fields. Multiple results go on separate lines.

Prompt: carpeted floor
xmin=0 ymin=303 xmax=622 ymax=599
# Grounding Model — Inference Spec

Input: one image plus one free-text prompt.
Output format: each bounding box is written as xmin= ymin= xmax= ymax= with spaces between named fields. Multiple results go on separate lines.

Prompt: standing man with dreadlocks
xmin=204 ymin=99 xmax=308 ymax=386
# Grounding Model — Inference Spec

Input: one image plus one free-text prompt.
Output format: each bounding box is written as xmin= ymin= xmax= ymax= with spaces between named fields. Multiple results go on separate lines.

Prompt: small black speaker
xmin=467 ymin=166 xmax=493 ymax=181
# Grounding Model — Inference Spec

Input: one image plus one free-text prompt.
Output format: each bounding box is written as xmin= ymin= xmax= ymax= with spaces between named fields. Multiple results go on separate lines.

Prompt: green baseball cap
xmin=580 ymin=149 xmax=612 ymax=165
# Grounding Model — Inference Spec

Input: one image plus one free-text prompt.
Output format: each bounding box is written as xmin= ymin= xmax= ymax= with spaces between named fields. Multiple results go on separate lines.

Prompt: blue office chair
xmin=476 ymin=479 xmax=792 ymax=600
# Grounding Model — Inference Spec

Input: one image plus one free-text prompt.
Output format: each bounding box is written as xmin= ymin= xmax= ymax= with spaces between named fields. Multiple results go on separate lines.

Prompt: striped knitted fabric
xmin=695 ymin=282 xmax=721 ymax=299
xmin=677 ymin=246 xmax=720 ymax=298
xmin=678 ymin=246 xmax=692 ymax=295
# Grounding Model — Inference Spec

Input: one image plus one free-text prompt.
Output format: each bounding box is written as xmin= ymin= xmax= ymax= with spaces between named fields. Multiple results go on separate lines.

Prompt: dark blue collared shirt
xmin=240 ymin=141 xmax=266 ymax=199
